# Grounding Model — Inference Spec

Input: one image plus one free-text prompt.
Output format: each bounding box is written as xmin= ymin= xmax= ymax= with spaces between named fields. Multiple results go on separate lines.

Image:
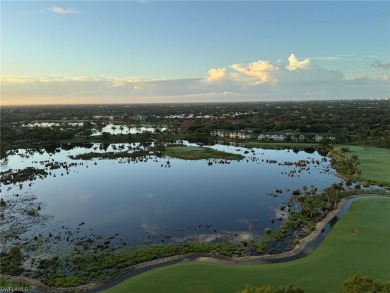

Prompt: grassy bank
xmin=163 ymin=146 xmax=244 ymax=160
xmin=102 ymin=197 xmax=390 ymax=293
xmin=330 ymin=145 xmax=390 ymax=187
xmin=347 ymin=146 xmax=390 ymax=186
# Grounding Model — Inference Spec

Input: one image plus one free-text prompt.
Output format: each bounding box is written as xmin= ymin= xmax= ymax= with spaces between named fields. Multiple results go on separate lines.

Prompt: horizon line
xmin=2 ymin=97 xmax=389 ymax=107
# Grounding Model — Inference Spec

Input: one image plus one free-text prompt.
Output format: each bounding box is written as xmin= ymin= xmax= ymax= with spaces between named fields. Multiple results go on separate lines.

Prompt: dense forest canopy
xmin=1 ymin=100 xmax=389 ymax=154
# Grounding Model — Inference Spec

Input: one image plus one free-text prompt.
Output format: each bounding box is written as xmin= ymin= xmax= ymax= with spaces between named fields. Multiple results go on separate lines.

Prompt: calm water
xmin=1 ymin=144 xmax=341 ymax=250
xmin=91 ymin=123 xmax=166 ymax=136
xmin=21 ymin=122 xmax=166 ymax=136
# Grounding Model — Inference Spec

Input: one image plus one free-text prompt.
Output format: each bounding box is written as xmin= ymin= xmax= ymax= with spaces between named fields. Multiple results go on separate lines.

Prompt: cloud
xmin=2 ymin=53 xmax=389 ymax=105
xmin=206 ymin=54 xmax=341 ymax=86
xmin=231 ymin=60 xmax=277 ymax=84
xmin=0 ymin=76 xmax=36 ymax=84
xmin=286 ymin=54 xmax=311 ymax=71
xmin=279 ymin=64 xmax=344 ymax=85
xmin=206 ymin=68 xmax=230 ymax=83
xmin=372 ymin=60 xmax=390 ymax=69
xmin=37 ymin=76 xmax=97 ymax=83
xmin=50 ymin=6 xmax=81 ymax=15
xmin=109 ymin=77 xmax=141 ymax=88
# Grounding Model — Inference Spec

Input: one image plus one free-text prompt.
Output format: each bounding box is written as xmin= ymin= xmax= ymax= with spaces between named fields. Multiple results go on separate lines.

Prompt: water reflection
xmin=1 ymin=143 xmax=342 ymax=252
xmin=91 ymin=123 xmax=166 ymax=136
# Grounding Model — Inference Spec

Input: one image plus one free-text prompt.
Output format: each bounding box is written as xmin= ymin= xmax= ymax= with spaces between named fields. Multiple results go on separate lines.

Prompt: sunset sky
xmin=1 ymin=1 xmax=389 ymax=105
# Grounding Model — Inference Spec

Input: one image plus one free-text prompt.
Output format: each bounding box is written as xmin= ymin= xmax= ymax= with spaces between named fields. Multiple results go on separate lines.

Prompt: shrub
xmin=343 ymin=274 xmax=390 ymax=293
xmin=292 ymin=189 xmax=301 ymax=195
xmin=26 ymin=209 xmax=39 ymax=217
xmin=0 ymin=246 xmax=23 ymax=275
xmin=252 ymin=240 xmax=269 ymax=254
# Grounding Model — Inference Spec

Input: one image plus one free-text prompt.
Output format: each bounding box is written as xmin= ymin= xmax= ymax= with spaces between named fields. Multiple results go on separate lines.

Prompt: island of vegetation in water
xmin=163 ymin=145 xmax=244 ymax=160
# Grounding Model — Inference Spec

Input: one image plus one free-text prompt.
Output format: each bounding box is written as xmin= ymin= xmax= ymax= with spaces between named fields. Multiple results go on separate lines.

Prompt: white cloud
xmin=50 ymin=6 xmax=81 ymax=15
xmin=206 ymin=68 xmax=229 ymax=83
xmin=0 ymin=76 xmax=36 ymax=84
xmin=286 ymin=54 xmax=311 ymax=71
xmin=231 ymin=60 xmax=277 ymax=83
xmin=109 ymin=77 xmax=141 ymax=88
xmin=38 ymin=76 xmax=97 ymax=83
xmin=205 ymin=54 xmax=343 ymax=87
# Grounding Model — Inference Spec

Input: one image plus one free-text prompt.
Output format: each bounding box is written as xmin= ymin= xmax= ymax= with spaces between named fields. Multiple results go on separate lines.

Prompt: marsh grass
xmin=163 ymin=146 xmax=244 ymax=160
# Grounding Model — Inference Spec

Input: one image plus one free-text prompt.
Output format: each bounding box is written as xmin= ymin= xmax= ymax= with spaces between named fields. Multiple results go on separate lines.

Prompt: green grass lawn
xmin=102 ymin=198 xmax=390 ymax=293
xmin=346 ymin=146 xmax=390 ymax=185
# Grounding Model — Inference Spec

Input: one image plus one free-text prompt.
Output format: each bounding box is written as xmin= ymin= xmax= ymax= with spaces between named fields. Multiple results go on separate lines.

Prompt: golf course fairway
xmin=102 ymin=197 xmax=390 ymax=293
xmin=347 ymin=146 xmax=390 ymax=185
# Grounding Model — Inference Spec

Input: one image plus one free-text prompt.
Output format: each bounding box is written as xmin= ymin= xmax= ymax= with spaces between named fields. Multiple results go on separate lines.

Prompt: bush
xmin=26 ymin=209 xmax=39 ymax=217
xmin=292 ymin=189 xmax=301 ymax=196
xmin=0 ymin=246 xmax=23 ymax=275
xmin=343 ymin=274 xmax=390 ymax=293
xmin=252 ymin=240 xmax=269 ymax=254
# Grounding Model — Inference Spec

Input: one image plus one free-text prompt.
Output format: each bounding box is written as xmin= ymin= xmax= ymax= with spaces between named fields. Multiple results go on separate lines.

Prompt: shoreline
xmin=2 ymin=194 xmax=387 ymax=293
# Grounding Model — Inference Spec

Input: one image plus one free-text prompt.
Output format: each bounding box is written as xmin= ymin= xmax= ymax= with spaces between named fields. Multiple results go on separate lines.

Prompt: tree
xmin=300 ymin=195 xmax=323 ymax=218
xmin=101 ymin=132 xmax=111 ymax=141
xmin=343 ymin=275 xmax=390 ymax=293
xmin=323 ymin=183 xmax=344 ymax=209
xmin=351 ymin=155 xmax=360 ymax=174
xmin=293 ymin=186 xmax=324 ymax=218
xmin=318 ymin=136 xmax=331 ymax=148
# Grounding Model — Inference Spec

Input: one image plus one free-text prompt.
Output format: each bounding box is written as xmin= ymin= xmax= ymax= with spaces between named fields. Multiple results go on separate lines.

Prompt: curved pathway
xmin=1 ymin=194 xmax=387 ymax=293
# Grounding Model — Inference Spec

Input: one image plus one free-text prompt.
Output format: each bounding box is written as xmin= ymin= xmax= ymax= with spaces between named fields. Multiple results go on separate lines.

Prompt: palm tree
xmin=323 ymin=184 xmax=343 ymax=209
xmin=340 ymin=146 xmax=350 ymax=154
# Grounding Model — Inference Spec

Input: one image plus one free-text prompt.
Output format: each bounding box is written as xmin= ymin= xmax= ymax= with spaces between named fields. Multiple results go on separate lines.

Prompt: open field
xmin=102 ymin=198 xmax=390 ymax=293
xmin=347 ymin=146 xmax=390 ymax=185
xmin=163 ymin=146 xmax=244 ymax=160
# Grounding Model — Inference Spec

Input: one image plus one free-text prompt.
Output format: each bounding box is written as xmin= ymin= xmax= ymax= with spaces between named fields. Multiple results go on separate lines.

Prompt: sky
xmin=1 ymin=1 xmax=389 ymax=105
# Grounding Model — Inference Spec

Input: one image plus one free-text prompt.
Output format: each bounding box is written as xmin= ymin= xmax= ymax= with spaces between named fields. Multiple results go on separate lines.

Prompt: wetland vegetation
xmin=163 ymin=145 xmax=244 ymax=161
xmin=1 ymin=100 xmax=389 ymax=291
xmin=100 ymin=198 xmax=390 ymax=293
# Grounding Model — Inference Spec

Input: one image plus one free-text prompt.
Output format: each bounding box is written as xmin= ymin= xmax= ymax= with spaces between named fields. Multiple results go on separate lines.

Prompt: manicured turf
xmin=102 ymin=198 xmax=390 ymax=293
xmin=347 ymin=146 xmax=390 ymax=185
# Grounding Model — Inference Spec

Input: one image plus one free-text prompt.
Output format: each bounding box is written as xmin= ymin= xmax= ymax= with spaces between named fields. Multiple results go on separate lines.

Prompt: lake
xmin=0 ymin=143 xmax=341 ymax=255
xmin=20 ymin=121 xmax=166 ymax=136
xmin=91 ymin=123 xmax=166 ymax=135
